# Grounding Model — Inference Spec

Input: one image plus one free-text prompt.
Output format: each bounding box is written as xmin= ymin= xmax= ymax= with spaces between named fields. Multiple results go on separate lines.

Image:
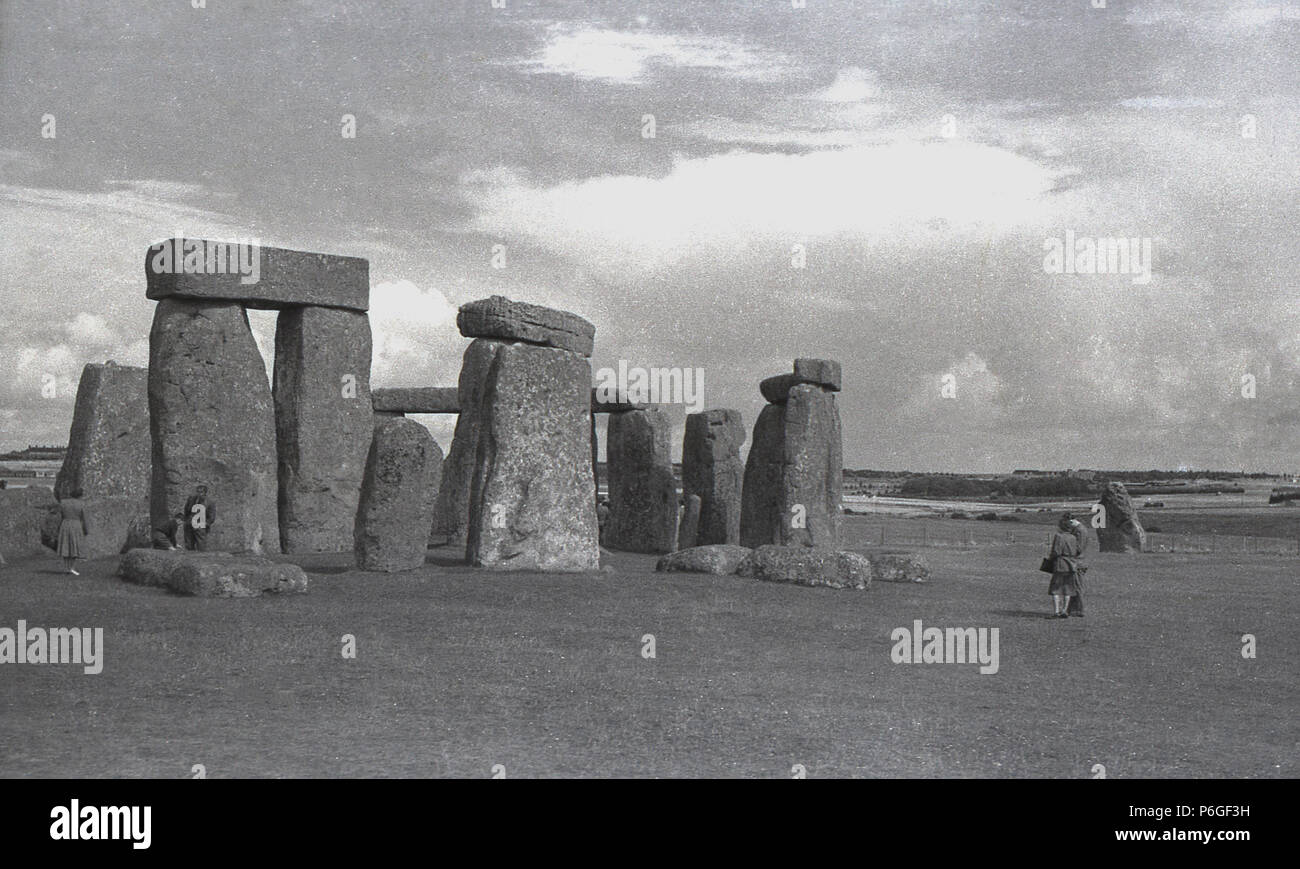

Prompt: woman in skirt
xmin=56 ymin=488 xmax=90 ymax=575
xmin=1046 ymin=513 xmax=1086 ymax=618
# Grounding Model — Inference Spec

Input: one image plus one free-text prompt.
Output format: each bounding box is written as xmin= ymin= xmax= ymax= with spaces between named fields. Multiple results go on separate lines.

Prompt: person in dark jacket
xmin=1046 ymin=513 xmax=1087 ymax=618
xmin=57 ymin=487 xmax=90 ymax=575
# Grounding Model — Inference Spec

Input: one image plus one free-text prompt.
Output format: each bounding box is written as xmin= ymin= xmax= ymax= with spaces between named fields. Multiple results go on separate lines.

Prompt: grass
xmin=0 ymin=515 xmax=1295 ymax=778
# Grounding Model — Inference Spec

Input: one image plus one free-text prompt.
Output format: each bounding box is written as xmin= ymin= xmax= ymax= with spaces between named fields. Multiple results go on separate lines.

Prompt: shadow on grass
xmin=990 ymin=609 xmax=1052 ymax=619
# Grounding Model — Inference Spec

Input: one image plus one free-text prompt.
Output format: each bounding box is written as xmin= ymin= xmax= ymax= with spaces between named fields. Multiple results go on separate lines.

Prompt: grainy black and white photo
xmin=0 ymin=0 xmax=1295 ymax=802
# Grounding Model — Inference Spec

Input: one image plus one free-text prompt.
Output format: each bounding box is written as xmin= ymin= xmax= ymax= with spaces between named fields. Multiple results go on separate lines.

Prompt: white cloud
xmin=516 ymin=24 xmax=787 ymax=84
xmin=469 ymin=141 xmax=1062 ymax=273
xmin=368 ymin=279 xmax=460 ymax=386
xmin=812 ymin=67 xmax=882 ymax=103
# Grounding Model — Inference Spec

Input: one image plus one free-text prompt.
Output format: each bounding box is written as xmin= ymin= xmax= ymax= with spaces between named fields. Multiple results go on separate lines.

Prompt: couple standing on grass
xmin=1044 ymin=512 xmax=1088 ymax=619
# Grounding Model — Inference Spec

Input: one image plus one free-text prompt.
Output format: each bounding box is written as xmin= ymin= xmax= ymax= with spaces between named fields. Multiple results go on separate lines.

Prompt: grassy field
xmin=1 ymin=515 xmax=1295 ymax=778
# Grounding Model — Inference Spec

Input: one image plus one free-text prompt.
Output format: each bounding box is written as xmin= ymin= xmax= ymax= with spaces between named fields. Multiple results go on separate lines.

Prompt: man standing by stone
xmin=183 ymin=484 xmax=215 ymax=551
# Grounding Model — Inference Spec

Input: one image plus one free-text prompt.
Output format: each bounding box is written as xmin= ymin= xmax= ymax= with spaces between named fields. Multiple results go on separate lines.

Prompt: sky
xmin=1 ymin=0 xmax=1297 ymax=472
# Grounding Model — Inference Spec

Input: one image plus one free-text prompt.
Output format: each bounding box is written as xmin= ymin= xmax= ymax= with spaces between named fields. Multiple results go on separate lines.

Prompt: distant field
xmin=0 ymin=514 xmax=1294 ymax=778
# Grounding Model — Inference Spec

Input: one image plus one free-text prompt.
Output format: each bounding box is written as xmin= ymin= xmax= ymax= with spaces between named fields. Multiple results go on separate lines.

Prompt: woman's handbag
xmin=1038 ymin=556 xmax=1056 ymax=573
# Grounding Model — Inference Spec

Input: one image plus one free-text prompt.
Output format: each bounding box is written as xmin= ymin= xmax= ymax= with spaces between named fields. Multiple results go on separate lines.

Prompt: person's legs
xmin=1051 ymin=593 xmax=1066 ymax=616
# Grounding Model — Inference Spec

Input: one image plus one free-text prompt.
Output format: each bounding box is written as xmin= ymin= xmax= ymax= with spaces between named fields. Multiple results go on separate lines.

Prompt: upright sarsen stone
xmin=433 ymin=338 xmax=503 ymax=547
xmin=56 ymin=362 xmax=150 ymax=500
xmin=274 ymin=306 xmax=374 ymax=553
xmin=740 ymin=404 xmax=785 ymax=548
xmin=465 ymin=341 xmax=598 ymax=571
xmin=605 ymin=408 xmax=678 ymax=554
xmin=781 ymin=384 xmax=842 ymax=548
xmin=1097 ymin=481 xmax=1147 ymax=553
xmin=354 ymin=417 xmax=441 ymax=572
xmin=682 ymin=409 xmax=745 ymax=546
xmin=148 ymin=299 xmax=280 ymax=553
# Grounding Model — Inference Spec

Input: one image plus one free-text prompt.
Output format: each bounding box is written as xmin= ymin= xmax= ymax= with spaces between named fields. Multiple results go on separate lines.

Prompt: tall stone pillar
xmin=682 ymin=408 xmax=745 ymax=546
xmin=148 ymin=299 xmax=280 ymax=553
xmin=605 ymin=407 xmax=679 ymax=554
xmin=274 ymin=306 xmax=373 ymax=552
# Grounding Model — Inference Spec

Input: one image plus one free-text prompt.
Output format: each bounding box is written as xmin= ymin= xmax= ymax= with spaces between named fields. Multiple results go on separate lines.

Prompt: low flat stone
xmin=457 ymin=295 xmax=595 ymax=357
xmin=372 ymin=387 xmax=459 ymax=414
xmin=737 ymin=546 xmax=872 ymax=590
xmin=118 ymin=549 xmax=308 ymax=597
xmin=656 ymin=544 xmax=752 ymax=575
xmin=591 ymin=387 xmax=649 ymax=414
xmin=861 ymin=549 xmax=930 ymax=583
xmin=145 ymin=239 xmax=369 ymax=311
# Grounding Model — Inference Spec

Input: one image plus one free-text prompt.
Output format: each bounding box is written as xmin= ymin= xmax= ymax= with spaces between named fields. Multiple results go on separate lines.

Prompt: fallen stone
xmin=354 ymin=418 xmax=441 ymax=572
xmin=737 ymin=546 xmax=872 ymax=590
xmin=274 ymin=306 xmax=374 ymax=553
xmin=466 ymin=341 xmax=599 ymax=571
xmin=0 ymin=487 xmax=58 ymax=557
xmin=457 ymin=295 xmax=595 ymax=357
xmin=656 ymin=544 xmax=752 ymax=575
xmin=1097 ymin=481 xmax=1147 ymax=553
xmin=677 ymin=493 xmax=702 ymax=550
xmin=118 ymin=548 xmax=308 ymax=597
xmin=144 ymin=239 xmax=369 ymax=311
xmin=604 ymin=408 xmax=679 ymax=555
xmin=371 ymin=387 xmax=459 ymax=414
xmin=148 ymin=299 xmax=280 ymax=554
xmin=860 ymin=549 xmax=930 ymax=583
xmin=682 ymin=409 xmax=745 ymax=546
xmin=433 ymin=338 xmax=504 ymax=547
xmin=41 ymin=497 xmax=149 ymax=559
xmin=56 ymin=362 xmax=150 ymax=500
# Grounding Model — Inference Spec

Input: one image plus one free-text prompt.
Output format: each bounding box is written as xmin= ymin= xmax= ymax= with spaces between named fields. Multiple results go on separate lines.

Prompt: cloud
xmin=367 ymin=279 xmax=461 ymax=386
xmin=515 ymin=23 xmax=788 ymax=85
xmin=468 ymin=141 xmax=1064 ymax=275
xmin=812 ymin=67 xmax=882 ymax=103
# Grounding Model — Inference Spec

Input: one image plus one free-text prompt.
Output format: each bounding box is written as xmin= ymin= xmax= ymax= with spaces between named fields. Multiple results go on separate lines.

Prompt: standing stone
xmin=0 ymin=487 xmax=58 ymax=557
xmin=781 ymin=384 xmax=842 ymax=548
xmin=465 ymin=341 xmax=598 ymax=571
xmin=354 ymin=417 xmax=441 ymax=572
xmin=148 ymin=299 xmax=279 ymax=554
xmin=1097 ymin=481 xmax=1147 ymax=553
xmin=740 ymin=363 xmax=843 ymax=550
xmin=682 ymin=409 xmax=745 ymax=546
xmin=677 ymin=494 xmax=702 ymax=550
xmin=56 ymin=362 xmax=150 ymax=500
xmin=740 ymin=404 xmax=786 ymax=549
xmin=605 ymin=408 xmax=678 ymax=554
xmin=433 ymin=338 xmax=503 ymax=548
xmin=274 ymin=306 xmax=374 ymax=553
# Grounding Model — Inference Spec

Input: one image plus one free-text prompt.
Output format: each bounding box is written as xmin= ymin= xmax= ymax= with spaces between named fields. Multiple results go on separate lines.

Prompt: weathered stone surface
xmin=466 ymin=342 xmax=598 ymax=571
xmin=682 ymin=409 xmax=745 ymax=546
xmin=737 ymin=546 xmax=872 ymax=590
xmin=354 ymin=418 xmax=441 ymax=572
xmin=433 ymin=339 xmax=503 ymax=547
xmin=41 ymin=497 xmax=149 ymax=558
xmin=656 ymin=544 xmax=752 ymax=575
xmin=56 ymin=363 xmax=150 ymax=500
xmin=781 ymin=384 xmax=843 ymax=548
xmin=0 ymin=487 xmax=58 ymax=557
xmin=148 ymin=299 xmax=280 ymax=554
xmin=739 ymin=404 xmax=785 ymax=548
xmin=1097 ymin=481 xmax=1147 ymax=553
xmin=759 ymin=359 xmax=842 ymax=404
xmin=591 ymin=387 xmax=649 ymax=414
xmin=677 ymin=494 xmax=701 ymax=550
xmin=371 ymin=387 xmax=459 ymax=414
xmin=793 ymin=358 xmax=842 ymax=391
xmin=119 ymin=548 xmax=308 ymax=597
xmin=144 ymin=239 xmax=369 ymax=311
xmin=457 ymin=295 xmax=595 ymax=357
xmin=274 ymin=306 xmax=374 ymax=553
xmin=860 ymin=549 xmax=930 ymax=583
xmin=605 ymin=408 xmax=678 ymax=555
